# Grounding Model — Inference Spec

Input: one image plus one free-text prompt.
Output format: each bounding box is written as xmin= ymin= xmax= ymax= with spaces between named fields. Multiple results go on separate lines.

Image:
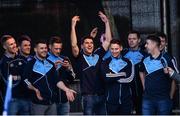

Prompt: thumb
xmin=70 ymin=89 xmax=77 ymax=94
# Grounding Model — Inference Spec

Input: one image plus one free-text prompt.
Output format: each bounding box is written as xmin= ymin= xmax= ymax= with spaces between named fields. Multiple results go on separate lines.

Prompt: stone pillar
xmin=169 ymin=0 xmax=180 ymax=112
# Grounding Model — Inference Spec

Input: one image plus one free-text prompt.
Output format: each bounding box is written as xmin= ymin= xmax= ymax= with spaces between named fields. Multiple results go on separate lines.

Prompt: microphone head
xmin=160 ymin=59 xmax=167 ymax=68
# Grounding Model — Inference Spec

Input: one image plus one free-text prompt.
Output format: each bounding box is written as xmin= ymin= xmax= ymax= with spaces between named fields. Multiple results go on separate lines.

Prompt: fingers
xmin=55 ymin=60 xmax=71 ymax=68
xmin=167 ymin=67 xmax=173 ymax=72
xmin=66 ymin=89 xmax=76 ymax=102
xmin=91 ymin=27 xmax=98 ymax=32
xmin=98 ymin=11 xmax=108 ymax=23
xmin=37 ymin=94 xmax=43 ymax=101
xmin=69 ymin=89 xmax=77 ymax=94
xmin=55 ymin=60 xmax=63 ymax=68
xmin=163 ymin=67 xmax=169 ymax=74
xmin=62 ymin=61 xmax=71 ymax=68
xmin=63 ymin=60 xmax=69 ymax=64
xmin=55 ymin=60 xmax=64 ymax=66
xmin=90 ymin=27 xmax=98 ymax=38
xmin=72 ymin=16 xmax=80 ymax=24
xmin=55 ymin=60 xmax=64 ymax=64
xmin=98 ymin=11 xmax=104 ymax=16
xmin=164 ymin=67 xmax=174 ymax=75
xmin=167 ymin=67 xmax=174 ymax=75
xmin=66 ymin=92 xmax=75 ymax=102
xmin=35 ymin=89 xmax=43 ymax=100
xmin=72 ymin=16 xmax=80 ymax=21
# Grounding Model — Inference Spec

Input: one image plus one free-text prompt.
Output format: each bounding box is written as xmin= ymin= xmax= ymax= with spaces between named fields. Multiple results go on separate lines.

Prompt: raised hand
xmin=71 ymin=16 xmax=80 ymax=57
xmin=98 ymin=11 xmax=108 ymax=23
xmin=98 ymin=11 xmax=112 ymax=51
xmin=90 ymin=27 xmax=98 ymax=38
xmin=71 ymin=16 xmax=80 ymax=28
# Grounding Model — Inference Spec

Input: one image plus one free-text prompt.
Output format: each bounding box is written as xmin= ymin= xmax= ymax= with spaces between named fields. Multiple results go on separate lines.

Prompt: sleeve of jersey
xmin=139 ymin=60 xmax=145 ymax=72
xmin=0 ymin=59 xmax=8 ymax=82
xmin=94 ymin=46 xmax=106 ymax=58
xmin=117 ymin=60 xmax=135 ymax=83
xmin=0 ymin=60 xmax=4 ymax=92
xmin=0 ymin=60 xmax=3 ymax=81
xmin=171 ymin=72 xmax=180 ymax=82
xmin=53 ymin=67 xmax=62 ymax=84
xmin=58 ymin=68 xmax=74 ymax=83
xmin=23 ymin=61 xmax=34 ymax=86
xmin=171 ymin=57 xmax=179 ymax=73
xmin=163 ymin=55 xmax=179 ymax=73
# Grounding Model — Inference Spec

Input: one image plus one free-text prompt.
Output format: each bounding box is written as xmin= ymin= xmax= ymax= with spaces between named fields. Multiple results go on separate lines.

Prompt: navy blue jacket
xmin=139 ymin=53 xmax=178 ymax=100
xmin=23 ymin=56 xmax=61 ymax=105
xmin=47 ymin=52 xmax=75 ymax=103
xmin=0 ymin=54 xmax=27 ymax=99
xmin=122 ymin=48 xmax=147 ymax=96
xmin=75 ymin=46 xmax=106 ymax=95
xmin=101 ymin=56 xmax=134 ymax=105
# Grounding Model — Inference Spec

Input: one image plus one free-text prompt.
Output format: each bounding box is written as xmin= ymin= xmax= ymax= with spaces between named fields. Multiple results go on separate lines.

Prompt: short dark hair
xmin=34 ymin=39 xmax=47 ymax=48
xmin=128 ymin=30 xmax=140 ymax=39
xmin=48 ymin=36 xmax=62 ymax=45
xmin=110 ymin=39 xmax=122 ymax=47
xmin=0 ymin=35 xmax=14 ymax=46
xmin=146 ymin=34 xmax=161 ymax=47
xmin=17 ymin=35 xmax=31 ymax=46
xmin=155 ymin=32 xmax=167 ymax=41
xmin=81 ymin=35 xmax=94 ymax=44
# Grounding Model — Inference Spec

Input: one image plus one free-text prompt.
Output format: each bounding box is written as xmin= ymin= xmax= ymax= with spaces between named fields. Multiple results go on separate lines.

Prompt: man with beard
xmin=23 ymin=39 xmax=76 ymax=115
xmin=139 ymin=35 xmax=178 ymax=115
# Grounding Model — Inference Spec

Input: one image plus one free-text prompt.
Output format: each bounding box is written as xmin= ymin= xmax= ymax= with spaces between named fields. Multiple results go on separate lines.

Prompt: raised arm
xmin=71 ymin=16 xmax=80 ymax=57
xmin=90 ymin=27 xmax=98 ymax=38
xmin=98 ymin=11 xmax=112 ymax=51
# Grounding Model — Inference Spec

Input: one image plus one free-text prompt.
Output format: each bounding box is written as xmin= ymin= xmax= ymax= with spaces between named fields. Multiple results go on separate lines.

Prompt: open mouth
xmin=87 ymin=47 xmax=92 ymax=50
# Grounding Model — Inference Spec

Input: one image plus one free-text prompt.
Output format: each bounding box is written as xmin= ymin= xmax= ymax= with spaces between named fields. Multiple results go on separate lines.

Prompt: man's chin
xmin=10 ymin=51 xmax=17 ymax=54
xmin=147 ymin=51 xmax=151 ymax=54
xmin=86 ymin=50 xmax=93 ymax=53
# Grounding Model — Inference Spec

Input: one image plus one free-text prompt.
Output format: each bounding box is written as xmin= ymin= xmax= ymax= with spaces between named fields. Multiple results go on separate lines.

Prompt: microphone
xmin=160 ymin=59 xmax=167 ymax=68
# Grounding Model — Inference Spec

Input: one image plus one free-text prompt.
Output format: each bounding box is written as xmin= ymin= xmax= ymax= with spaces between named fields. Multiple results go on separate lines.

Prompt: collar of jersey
xmin=150 ymin=53 xmax=162 ymax=60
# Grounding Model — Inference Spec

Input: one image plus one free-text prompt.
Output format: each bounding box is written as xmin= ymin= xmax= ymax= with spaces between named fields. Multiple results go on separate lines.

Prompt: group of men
xmin=0 ymin=35 xmax=76 ymax=115
xmin=0 ymin=11 xmax=179 ymax=115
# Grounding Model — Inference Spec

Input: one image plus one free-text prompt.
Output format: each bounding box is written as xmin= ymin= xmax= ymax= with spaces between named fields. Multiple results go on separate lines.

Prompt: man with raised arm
xmin=70 ymin=11 xmax=112 ymax=115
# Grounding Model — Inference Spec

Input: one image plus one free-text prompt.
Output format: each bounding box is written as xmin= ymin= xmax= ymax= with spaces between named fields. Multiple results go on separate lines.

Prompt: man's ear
xmin=81 ymin=44 xmax=83 ymax=49
xmin=18 ymin=46 xmax=20 ymax=50
xmin=34 ymin=47 xmax=37 ymax=53
xmin=49 ymin=44 xmax=52 ymax=49
xmin=138 ymin=38 xmax=141 ymax=44
xmin=120 ymin=46 xmax=123 ymax=51
xmin=3 ymin=44 xmax=7 ymax=50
